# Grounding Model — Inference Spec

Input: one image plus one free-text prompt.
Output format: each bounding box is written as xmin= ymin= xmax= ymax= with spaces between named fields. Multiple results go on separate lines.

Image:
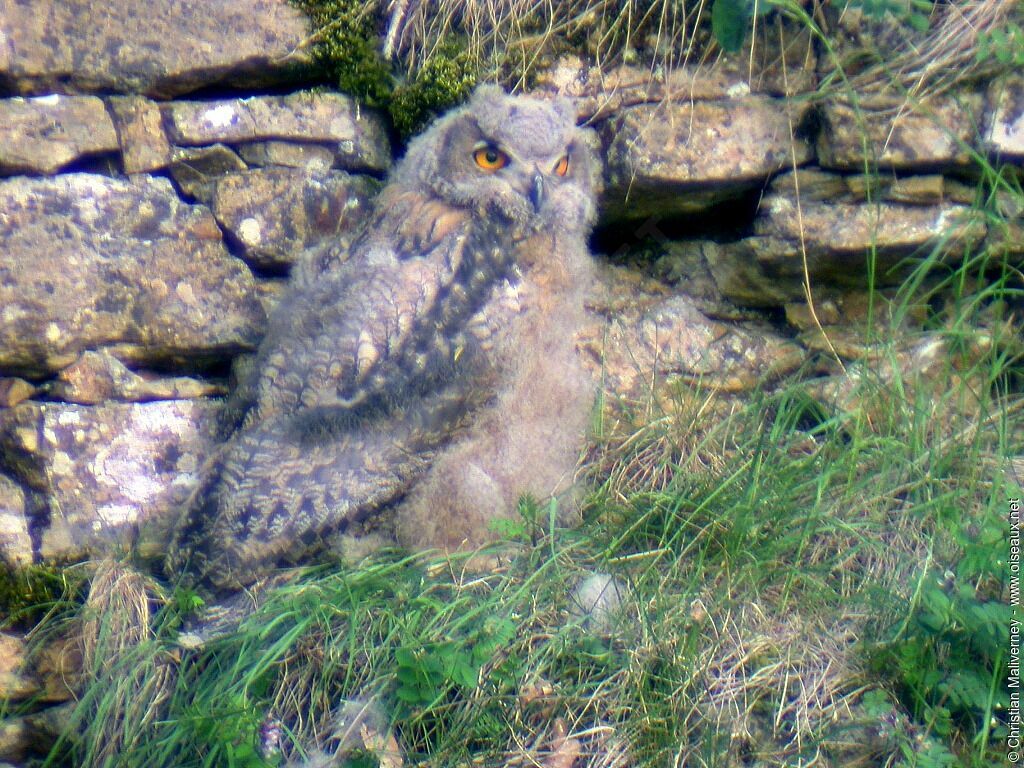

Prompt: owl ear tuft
xmin=468 ymin=83 xmax=507 ymax=112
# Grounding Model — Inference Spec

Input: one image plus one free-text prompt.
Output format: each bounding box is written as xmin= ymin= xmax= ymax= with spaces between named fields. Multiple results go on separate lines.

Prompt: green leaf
xmin=860 ymin=688 xmax=894 ymax=718
xmin=907 ymin=12 xmax=930 ymax=33
xmin=451 ymin=658 xmax=479 ymax=689
xmin=394 ymin=646 xmax=419 ymax=668
xmin=712 ymin=0 xmax=750 ymax=53
xmin=395 ymin=685 xmax=425 ymax=704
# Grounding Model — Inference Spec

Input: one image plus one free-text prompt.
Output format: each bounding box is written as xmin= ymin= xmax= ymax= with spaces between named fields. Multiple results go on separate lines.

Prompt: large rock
xmin=0 ymin=0 xmax=311 ymax=97
xmin=538 ymin=27 xmax=816 ymax=121
xmin=0 ymin=400 xmax=219 ymax=564
xmin=0 ymin=95 xmax=118 ymax=175
xmin=818 ymin=92 xmax=984 ymax=171
xmin=601 ymin=97 xmax=813 ymax=220
xmin=707 ymin=171 xmax=988 ymax=306
xmin=163 ymin=92 xmax=392 ymax=172
xmin=49 ymin=351 xmax=226 ymax=405
xmin=0 ymin=174 xmax=266 ymax=377
xmin=210 ymin=168 xmax=380 ymax=270
xmin=580 ymin=268 xmax=804 ymax=397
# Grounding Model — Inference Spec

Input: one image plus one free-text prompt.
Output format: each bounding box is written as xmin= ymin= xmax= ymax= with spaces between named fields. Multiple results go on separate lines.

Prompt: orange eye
xmin=554 ymin=155 xmax=570 ymax=176
xmin=473 ymin=146 xmax=508 ymax=171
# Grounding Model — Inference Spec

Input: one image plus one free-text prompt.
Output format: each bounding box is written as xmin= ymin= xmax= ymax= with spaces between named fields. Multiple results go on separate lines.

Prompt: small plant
xmin=976 ymin=21 xmax=1024 ymax=67
xmin=866 ymin=500 xmax=1013 ymax=760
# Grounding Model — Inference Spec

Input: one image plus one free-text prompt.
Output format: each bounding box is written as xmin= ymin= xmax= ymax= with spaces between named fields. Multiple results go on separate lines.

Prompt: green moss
xmin=0 ymin=563 xmax=84 ymax=629
xmin=389 ymin=43 xmax=478 ymax=137
xmin=291 ymin=1 xmax=481 ymax=138
xmin=291 ymin=0 xmax=393 ymax=107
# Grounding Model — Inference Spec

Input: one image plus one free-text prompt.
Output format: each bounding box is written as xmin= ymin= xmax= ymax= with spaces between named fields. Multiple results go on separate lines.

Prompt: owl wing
xmin=248 ymin=188 xmax=514 ymax=423
xmin=167 ymin=191 xmax=519 ymax=591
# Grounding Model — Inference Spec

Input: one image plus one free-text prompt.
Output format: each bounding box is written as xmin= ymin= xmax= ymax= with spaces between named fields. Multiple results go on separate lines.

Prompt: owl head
xmin=395 ymin=85 xmax=601 ymax=234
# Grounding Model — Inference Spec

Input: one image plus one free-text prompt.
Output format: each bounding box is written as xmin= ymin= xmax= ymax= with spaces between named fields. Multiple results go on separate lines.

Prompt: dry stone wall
xmin=0 ymin=0 xmax=1021 ymax=576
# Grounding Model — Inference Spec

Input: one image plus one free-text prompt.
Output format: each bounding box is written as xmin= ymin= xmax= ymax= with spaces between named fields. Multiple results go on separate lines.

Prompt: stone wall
xmin=0 ymin=0 xmax=1021 ymax=571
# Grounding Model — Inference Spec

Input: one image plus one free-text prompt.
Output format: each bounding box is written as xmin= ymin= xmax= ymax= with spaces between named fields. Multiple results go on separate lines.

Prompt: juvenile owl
xmin=166 ymin=85 xmax=602 ymax=592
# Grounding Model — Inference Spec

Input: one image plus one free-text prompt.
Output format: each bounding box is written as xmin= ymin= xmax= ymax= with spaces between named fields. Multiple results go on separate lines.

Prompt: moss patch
xmin=389 ymin=42 xmax=478 ymax=137
xmin=291 ymin=0 xmax=393 ymax=107
xmin=291 ymin=0 xmax=481 ymax=138
xmin=0 ymin=563 xmax=85 ymax=630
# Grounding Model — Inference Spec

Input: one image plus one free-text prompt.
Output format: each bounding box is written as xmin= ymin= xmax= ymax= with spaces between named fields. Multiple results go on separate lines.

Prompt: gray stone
xmin=49 ymin=351 xmax=227 ymax=405
xmin=238 ymin=141 xmax=337 ymax=170
xmin=163 ymin=92 xmax=392 ymax=172
xmin=601 ymin=97 xmax=813 ymax=220
xmin=0 ymin=0 xmax=311 ymax=98
xmin=986 ymin=73 xmax=1024 ymax=159
xmin=538 ymin=23 xmax=815 ymax=121
xmin=0 ymin=474 xmax=30 ymax=568
xmin=580 ymin=272 xmax=805 ymax=397
xmin=570 ymin=574 xmax=627 ymax=635
xmin=211 ymin=168 xmax=380 ymax=270
xmin=0 ymin=633 xmax=39 ymax=701
xmin=706 ymin=170 xmax=990 ymax=307
xmin=818 ymin=91 xmax=984 ymax=171
xmin=107 ymin=96 xmax=172 ymax=174
xmin=0 ymin=379 xmax=35 ymax=408
xmin=169 ymin=144 xmax=248 ymax=202
xmin=0 ymin=400 xmax=220 ymax=563
xmin=0 ymin=95 xmax=118 ymax=174
xmin=0 ymin=174 xmax=266 ymax=377
xmin=756 ymin=177 xmax=987 ymax=261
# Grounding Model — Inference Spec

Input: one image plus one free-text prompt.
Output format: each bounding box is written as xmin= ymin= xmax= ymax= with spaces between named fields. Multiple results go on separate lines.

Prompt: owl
xmin=165 ymin=85 xmax=602 ymax=593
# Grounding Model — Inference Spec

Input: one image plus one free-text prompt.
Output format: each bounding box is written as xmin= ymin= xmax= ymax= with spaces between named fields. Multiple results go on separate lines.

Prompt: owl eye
xmin=474 ymin=146 xmax=509 ymax=171
xmin=554 ymin=155 xmax=570 ymax=176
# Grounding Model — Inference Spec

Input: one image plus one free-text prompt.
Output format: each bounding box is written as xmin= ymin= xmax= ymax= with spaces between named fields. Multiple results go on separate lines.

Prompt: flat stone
xmin=756 ymin=190 xmax=986 ymax=260
xmin=0 ymin=174 xmax=266 ymax=377
xmin=0 ymin=400 xmax=220 ymax=563
xmin=0 ymin=379 xmax=35 ymax=408
xmin=818 ymin=91 xmax=984 ymax=170
xmin=211 ymin=168 xmax=380 ymax=270
xmin=0 ymin=0 xmax=311 ymax=98
xmin=601 ymin=97 xmax=813 ymax=220
xmin=50 ymin=351 xmax=227 ymax=405
xmin=538 ymin=25 xmax=815 ymax=121
xmin=704 ymin=171 xmax=989 ymax=307
xmin=107 ymin=96 xmax=172 ymax=174
xmin=163 ymin=92 xmax=392 ymax=172
xmin=986 ymin=73 xmax=1024 ymax=159
xmin=169 ymin=144 xmax=248 ymax=202
xmin=0 ymin=474 xmax=30 ymax=568
xmin=0 ymin=95 xmax=118 ymax=175
xmin=580 ymin=271 xmax=804 ymax=397
xmin=238 ymin=141 xmax=337 ymax=170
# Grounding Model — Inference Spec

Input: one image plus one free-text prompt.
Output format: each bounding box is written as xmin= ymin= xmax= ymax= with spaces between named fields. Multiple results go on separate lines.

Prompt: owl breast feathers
xmin=165 ymin=85 xmax=603 ymax=592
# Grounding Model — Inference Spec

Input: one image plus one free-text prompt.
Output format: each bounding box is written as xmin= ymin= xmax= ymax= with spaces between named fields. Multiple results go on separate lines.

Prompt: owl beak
xmin=529 ymin=172 xmax=544 ymax=213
